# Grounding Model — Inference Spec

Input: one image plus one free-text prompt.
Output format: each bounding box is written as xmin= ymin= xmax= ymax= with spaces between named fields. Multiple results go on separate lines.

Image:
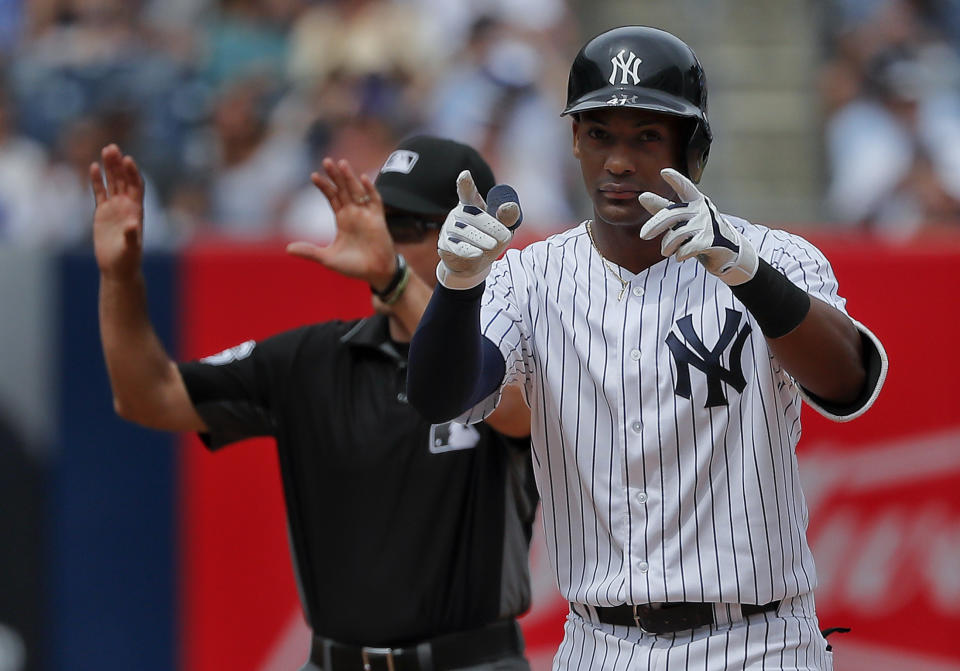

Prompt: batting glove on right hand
xmin=437 ymin=170 xmax=521 ymax=290
xmin=639 ymin=168 xmax=758 ymax=286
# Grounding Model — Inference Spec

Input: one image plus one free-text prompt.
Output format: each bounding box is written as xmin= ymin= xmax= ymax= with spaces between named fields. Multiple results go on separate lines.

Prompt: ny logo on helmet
xmin=609 ymin=50 xmax=643 ymax=86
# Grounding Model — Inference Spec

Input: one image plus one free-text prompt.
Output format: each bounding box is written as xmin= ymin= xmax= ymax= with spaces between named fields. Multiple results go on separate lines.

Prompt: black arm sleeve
xmin=407 ymin=283 xmax=507 ymax=423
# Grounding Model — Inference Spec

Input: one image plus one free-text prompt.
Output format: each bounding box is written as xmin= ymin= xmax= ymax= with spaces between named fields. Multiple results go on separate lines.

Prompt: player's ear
xmin=571 ymin=118 xmax=581 ymax=159
xmin=672 ymin=118 xmax=693 ymax=177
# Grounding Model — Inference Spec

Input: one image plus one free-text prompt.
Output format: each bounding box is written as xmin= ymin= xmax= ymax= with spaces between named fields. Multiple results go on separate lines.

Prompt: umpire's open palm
xmin=286 ymin=158 xmax=396 ymax=288
xmin=90 ymin=144 xmax=145 ymax=279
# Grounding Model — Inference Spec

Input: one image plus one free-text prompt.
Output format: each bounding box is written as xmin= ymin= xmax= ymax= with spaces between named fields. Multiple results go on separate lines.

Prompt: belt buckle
xmin=631 ymin=604 xmax=656 ymax=633
xmin=360 ymin=646 xmax=396 ymax=671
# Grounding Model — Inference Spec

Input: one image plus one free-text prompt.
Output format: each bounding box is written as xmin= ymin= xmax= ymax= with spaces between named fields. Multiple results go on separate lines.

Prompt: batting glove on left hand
xmin=639 ymin=168 xmax=758 ymax=286
xmin=436 ymin=170 xmax=521 ymax=290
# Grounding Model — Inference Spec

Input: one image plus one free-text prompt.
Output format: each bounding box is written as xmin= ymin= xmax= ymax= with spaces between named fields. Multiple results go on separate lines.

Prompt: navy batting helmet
xmin=562 ymin=26 xmax=712 ymax=182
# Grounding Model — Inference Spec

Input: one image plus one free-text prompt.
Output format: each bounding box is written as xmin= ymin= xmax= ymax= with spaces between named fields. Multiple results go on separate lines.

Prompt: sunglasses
xmin=385 ymin=213 xmax=444 ymax=244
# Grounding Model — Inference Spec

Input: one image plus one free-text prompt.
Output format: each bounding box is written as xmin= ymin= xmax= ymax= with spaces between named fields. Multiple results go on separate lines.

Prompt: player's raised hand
xmin=286 ymin=157 xmax=397 ymax=291
xmin=638 ymin=168 xmax=758 ymax=286
xmin=90 ymin=144 xmax=145 ymax=278
xmin=436 ymin=170 xmax=521 ymax=290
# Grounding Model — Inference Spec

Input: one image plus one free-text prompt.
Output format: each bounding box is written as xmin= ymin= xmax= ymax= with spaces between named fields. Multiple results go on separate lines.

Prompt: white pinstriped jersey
xmin=462 ymin=218 xmax=885 ymax=608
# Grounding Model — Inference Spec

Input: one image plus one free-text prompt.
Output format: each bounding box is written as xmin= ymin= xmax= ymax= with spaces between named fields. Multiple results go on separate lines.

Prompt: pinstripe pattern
xmin=461 ymin=218 xmax=878 ymax=667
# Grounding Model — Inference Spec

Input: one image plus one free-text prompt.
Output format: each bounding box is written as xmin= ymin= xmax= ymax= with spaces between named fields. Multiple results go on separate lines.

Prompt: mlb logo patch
xmin=200 ymin=340 xmax=256 ymax=365
xmin=380 ymin=150 xmax=419 ymax=175
xmin=429 ymin=421 xmax=481 ymax=453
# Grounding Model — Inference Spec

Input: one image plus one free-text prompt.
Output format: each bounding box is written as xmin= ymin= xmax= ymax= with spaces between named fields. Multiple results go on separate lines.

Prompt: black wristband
xmin=371 ymin=254 xmax=406 ymax=299
xmin=730 ymin=259 xmax=811 ymax=338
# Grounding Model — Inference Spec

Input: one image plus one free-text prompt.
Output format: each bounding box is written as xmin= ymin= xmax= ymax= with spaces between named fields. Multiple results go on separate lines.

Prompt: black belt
xmin=582 ymin=600 xmax=781 ymax=635
xmin=309 ymin=618 xmax=524 ymax=671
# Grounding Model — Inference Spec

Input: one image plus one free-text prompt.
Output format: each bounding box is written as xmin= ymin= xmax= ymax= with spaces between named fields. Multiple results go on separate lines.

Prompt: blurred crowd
xmin=3 ymin=0 xmax=960 ymax=250
xmin=819 ymin=0 xmax=960 ymax=238
xmin=0 ymin=0 xmax=580 ymax=249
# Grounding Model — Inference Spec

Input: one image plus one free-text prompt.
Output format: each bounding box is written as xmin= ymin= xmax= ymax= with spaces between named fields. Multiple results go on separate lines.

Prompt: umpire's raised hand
xmin=90 ymin=144 xmax=145 ymax=279
xmin=286 ymin=157 xmax=398 ymax=294
xmin=92 ymin=145 xmax=206 ymax=433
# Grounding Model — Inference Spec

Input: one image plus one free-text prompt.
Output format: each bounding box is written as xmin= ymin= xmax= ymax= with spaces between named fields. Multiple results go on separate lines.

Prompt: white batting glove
xmin=436 ymin=170 xmax=521 ymax=290
xmin=639 ymin=168 xmax=759 ymax=286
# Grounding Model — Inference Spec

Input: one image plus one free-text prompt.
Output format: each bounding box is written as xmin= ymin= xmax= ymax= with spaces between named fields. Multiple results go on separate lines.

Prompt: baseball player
xmin=92 ymin=136 xmax=537 ymax=670
xmin=407 ymin=26 xmax=888 ymax=670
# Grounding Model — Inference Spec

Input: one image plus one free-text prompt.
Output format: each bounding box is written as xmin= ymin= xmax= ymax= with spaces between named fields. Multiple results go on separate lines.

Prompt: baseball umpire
xmin=91 ymin=136 xmax=537 ymax=670
xmin=407 ymin=26 xmax=888 ymax=670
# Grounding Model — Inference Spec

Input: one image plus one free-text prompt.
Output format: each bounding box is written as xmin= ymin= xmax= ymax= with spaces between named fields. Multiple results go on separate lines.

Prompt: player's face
xmin=572 ymin=108 xmax=686 ymax=228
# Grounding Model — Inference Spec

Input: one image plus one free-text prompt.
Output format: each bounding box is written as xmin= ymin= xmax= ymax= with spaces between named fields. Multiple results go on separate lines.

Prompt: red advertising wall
xmin=178 ymin=242 xmax=373 ymax=671
xmin=178 ymin=236 xmax=960 ymax=671
xmin=793 ymin=237 xmax=960 ymax=670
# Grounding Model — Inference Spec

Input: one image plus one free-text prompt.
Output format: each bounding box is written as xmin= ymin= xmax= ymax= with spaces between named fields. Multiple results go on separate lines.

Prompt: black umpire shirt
xmin=178 ymin=314 xmax=538 ymax=647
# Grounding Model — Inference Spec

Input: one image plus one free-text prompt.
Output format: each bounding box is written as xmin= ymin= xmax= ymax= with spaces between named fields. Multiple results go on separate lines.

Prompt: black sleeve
xmin=178 ymin=333 xmax=295 ymax=449
xmin=407 ymin=283 xmax=506 ymax=423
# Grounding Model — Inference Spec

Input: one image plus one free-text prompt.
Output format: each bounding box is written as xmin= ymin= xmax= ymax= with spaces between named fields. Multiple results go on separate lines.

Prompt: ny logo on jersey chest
xmin=666 ymin=309 xmax=752 ymax=408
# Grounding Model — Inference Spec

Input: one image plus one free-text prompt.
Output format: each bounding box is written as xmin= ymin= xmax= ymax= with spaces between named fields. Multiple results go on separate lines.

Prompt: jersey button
xmin=630 ymin=349 xmax=641 ymax=361
xmin=632 ymin=287 xmax=644 ymax=297
xmin=637 ymin=561 xmax=649 ymax=572
xmin=396 ymin=392 xmax=408 ymax=403
xmin=636 ymin=491 xmax=647 ymax=504
xmin=631 ymin=421 xmax=642 ymax=433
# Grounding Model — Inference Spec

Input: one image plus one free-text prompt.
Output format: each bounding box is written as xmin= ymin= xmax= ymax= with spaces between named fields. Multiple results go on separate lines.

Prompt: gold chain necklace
xmin=586 ymin=220 xmax=629 ymax=301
